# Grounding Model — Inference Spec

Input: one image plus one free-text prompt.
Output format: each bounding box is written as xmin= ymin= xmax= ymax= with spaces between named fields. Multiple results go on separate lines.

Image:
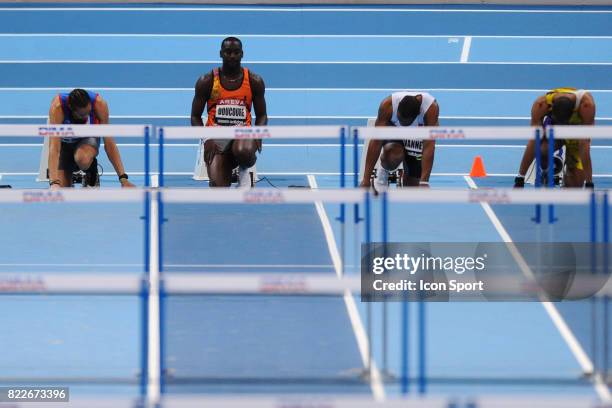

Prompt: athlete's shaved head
xmin=551 ymin=96 xmax=574 ymax=125
xmin=220 ymin=37 xmax=244 ymax=70
xmin=221 ymin=37 xmax=242 ymax=49
xmin=397 ymin=95 xmax=421 ymax=126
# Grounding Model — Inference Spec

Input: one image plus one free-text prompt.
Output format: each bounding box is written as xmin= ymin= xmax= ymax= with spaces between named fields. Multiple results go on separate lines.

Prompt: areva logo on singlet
xmin=215 ymin=98 xmax=248 ymax=126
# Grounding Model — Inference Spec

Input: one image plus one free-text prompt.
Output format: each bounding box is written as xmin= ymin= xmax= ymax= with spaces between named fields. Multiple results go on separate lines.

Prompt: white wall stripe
xmin=2 ymin=87 xmax=612 ymax=92
xmin=1 ymin=60 xmax=611 ymax=65
xmin=2 ymin=33 xmax=612 ymax=39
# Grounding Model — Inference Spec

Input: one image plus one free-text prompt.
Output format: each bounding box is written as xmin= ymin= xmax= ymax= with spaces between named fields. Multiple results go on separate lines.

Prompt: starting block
xmin=525 ymin=145 xmax=565 ymax=186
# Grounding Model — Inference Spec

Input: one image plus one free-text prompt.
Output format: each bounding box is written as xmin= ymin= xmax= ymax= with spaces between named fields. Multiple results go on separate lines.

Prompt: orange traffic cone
xmin=470 ymin=156 xmax=487 ymax=178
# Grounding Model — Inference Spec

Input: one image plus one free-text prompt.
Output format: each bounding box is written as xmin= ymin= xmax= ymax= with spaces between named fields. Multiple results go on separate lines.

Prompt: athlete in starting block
xmin=360 ymin=92 xmax=439 ymax=190
xmin=514 ymin=88 xmax=595 ymax=188
xmin=47 ymin=89 xmax=134 ymax=189
xmin=190 ymin=37 xmax=268 ymax=187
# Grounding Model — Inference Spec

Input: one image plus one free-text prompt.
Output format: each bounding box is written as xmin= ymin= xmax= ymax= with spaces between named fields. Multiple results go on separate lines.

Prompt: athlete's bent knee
xmin=233 ymin=142 xmax=257 ymax=168
xmin=74 ymin=150 xmax=95 ymax=171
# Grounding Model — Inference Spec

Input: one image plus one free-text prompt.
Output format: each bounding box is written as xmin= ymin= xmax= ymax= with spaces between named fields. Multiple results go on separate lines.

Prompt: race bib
xmin=404 ymin=139 xmax=423 ymax=157
xmin=215 ymin=99 xmax=248 ymax=126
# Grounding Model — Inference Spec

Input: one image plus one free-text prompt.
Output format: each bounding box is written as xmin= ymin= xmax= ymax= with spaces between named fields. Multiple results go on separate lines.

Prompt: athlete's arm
xmin=97 ymin=97 xmax=134 ymax=187
xmin=191 ymin=73 xmax=213 ymax=126
xmin=361 ymin=97 xmax=392 ymax=187
xmin=531 ymin=95 xmax=548 ymax=126
xmin=579 ymin=92 xmax=596 ymax=185
xmin=250 ymin=72 xmax=268 ymax=126
xmin=47 ymin=96 xmax=64 ymax=188
xmin=420 ymin=101 xmax=439 ymax=185
xmin=516 ymin=96 xmax=548 ymax=178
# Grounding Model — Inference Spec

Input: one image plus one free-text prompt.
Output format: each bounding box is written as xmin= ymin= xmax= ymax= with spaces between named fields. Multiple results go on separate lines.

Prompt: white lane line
xmin=463 ymin=175 xmax=611 ymax=402
xmin=0 ymin=7 xmax=610 ymax=13
xmin=1 ymin=60 xmax=612 ymax=65
xmin=461 ymin=36 xmax=472 ymax=63
xmin=308 ymin=175 xmax=344 ymax=276
xmin=148 ymin=174 xmax=160 ymax=403
xmin=4 ymin=33 xmax=612 ymax=39
xmin=307 ymin=174 xmax=385 ymax=401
